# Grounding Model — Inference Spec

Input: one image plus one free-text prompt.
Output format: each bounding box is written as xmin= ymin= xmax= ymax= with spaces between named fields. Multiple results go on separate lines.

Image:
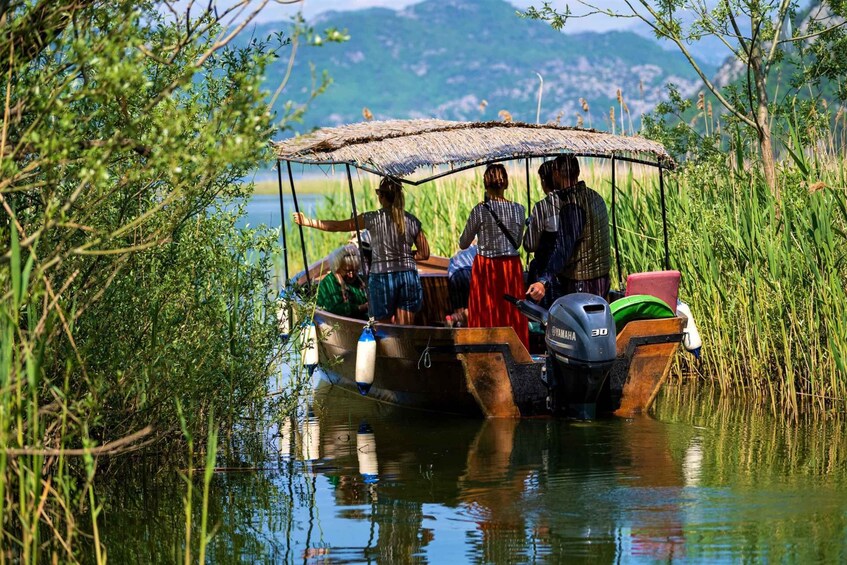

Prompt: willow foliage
xmin=0 ymin=1 xmax=296 ymax=557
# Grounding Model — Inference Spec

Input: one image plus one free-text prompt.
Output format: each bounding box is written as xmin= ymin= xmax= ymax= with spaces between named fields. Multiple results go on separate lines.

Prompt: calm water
xmin=95 ymin=379 xmax=847 ymax=563
xmin=239 ymin=193 xmax=322 ymax=230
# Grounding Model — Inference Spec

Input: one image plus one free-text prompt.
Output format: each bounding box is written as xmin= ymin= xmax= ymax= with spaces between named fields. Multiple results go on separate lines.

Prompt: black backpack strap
xmin=482 ymin=201 xmax=520 ymax=252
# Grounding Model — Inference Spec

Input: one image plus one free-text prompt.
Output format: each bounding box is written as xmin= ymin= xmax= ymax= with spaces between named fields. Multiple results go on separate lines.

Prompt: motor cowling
xmin=545 ymin=293 xmax=616 ymax=365
xmin=544 ymin=293 xmax=616 ymax=419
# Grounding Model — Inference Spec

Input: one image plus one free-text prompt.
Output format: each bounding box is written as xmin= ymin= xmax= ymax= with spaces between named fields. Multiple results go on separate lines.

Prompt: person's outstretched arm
xmin=293 ymin=212 xmax=366 ymax=232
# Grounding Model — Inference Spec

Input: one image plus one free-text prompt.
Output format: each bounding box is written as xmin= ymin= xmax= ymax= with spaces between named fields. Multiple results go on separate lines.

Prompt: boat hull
xmin=312 ymin=309 xmax=684 ymax=419
xmin=314 ymin=310 xmax=548 ymax=417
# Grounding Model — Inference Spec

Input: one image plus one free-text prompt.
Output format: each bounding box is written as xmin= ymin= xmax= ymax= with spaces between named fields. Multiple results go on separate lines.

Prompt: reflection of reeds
xmin=655 ymin=381 xmax=847 ymax=489
xmin=653 ymin=378 xmax=847 ymax=558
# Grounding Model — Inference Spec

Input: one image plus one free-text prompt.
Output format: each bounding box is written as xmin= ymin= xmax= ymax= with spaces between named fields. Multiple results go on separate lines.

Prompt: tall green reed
xmin=176 ymin=402 xmax=219 ymax=565
xmin=1 ymin=225 xmax=88 ymax=562
xmin=616 ymin=158 xmax=847 ymax=409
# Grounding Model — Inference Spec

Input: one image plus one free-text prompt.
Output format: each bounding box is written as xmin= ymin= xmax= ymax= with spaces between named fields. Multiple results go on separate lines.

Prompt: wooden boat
xmin=274 ymin=120 xmax=687 ymax=419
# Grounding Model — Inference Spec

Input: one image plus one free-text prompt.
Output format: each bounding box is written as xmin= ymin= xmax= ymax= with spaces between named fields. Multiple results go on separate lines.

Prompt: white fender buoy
xmin=355 ymin=324 xmax=376 ymax=395
xmin=676 ymin=300 xmax=702 ymax=359
xmin=301 ymin=320 xmax=319 ymax=375
xmin=356 ymin=422 xmax=378 ymax=484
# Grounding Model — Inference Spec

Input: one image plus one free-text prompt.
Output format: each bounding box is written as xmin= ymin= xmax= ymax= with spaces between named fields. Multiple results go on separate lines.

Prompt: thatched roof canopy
xmin=272 ymin=119 xmax=676 ymax=178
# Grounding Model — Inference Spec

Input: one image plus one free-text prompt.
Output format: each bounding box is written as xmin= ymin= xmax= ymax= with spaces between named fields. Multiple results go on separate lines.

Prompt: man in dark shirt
xmin=524 ymin=155 xmax=611 ymax=303
xmin=522 ymin=159 xmax=560 ymax=308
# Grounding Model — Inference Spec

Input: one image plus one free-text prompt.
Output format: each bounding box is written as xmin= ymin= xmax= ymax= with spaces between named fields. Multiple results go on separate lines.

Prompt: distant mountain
xmin=632 ymin=22 xmax=732 ymax=68
xmin=252 ymin=0 xmax=713 ymax=133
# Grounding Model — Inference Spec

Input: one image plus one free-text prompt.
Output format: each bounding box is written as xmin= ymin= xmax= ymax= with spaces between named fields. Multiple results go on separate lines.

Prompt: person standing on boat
xmin=524 ymin=155 xmax=611 ymax=303
xmin=459 ymin=164 xmax=529 ymax=349
xmin=316 ymin=244 xmax=369 ymax=319
xmin=523 ymin=159 xmax=561 ymax=308
xmin=293 ymin=177 xmax=430 ymax=325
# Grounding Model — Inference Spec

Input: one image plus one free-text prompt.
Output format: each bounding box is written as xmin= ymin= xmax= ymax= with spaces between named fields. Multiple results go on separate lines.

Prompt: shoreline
xmin=250 ymin=179 xmax=337 ymax=196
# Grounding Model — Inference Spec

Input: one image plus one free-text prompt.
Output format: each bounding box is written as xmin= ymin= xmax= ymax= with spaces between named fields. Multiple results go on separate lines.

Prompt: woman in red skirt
xmin=458 ymin=164 xmax=529 ymax=349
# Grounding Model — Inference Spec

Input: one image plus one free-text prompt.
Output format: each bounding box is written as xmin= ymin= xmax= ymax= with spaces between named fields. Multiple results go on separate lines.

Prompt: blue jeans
xmin=368 ymin=270 xmax=423 ymax=320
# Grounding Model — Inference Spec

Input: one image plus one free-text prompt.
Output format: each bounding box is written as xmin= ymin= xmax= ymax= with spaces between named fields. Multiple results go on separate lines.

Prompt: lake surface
xmin=239 ymin=193 xmax=322 ymax=230
xmin=95 ymin=378 xmax=847 ymax=563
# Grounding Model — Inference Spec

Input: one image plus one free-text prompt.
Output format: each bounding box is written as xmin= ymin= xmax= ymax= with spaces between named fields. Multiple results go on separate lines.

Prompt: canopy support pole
xmin=345 ymin=164 xmax=366 ymax=279
xmin=525 ymin=158 xmax=531 ymax=211
xmin=276 ymin=160 xmax=289 ymax=284
xmin=611 ymin=156 xmax=622 ymax=287
xmin=659 ymin=166 xmax=670 ymax=271
xmin=287 ymin=160 xmax=311 ymax=287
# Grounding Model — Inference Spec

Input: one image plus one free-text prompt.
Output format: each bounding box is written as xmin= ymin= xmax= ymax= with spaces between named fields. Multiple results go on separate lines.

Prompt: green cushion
xmin=610 ymin=294 xmax=675 ymax=333
xmin=529 ymin=321 xmax=545 ymax=335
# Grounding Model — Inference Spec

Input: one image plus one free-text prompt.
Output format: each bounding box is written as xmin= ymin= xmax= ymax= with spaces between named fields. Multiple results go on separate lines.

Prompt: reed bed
xmin=278 ymin=156 xmax=847 ymax=411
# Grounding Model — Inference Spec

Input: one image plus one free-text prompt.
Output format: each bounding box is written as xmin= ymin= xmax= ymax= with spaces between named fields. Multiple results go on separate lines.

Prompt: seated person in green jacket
xmin=316 ymin=244 xmax=369 ymax=319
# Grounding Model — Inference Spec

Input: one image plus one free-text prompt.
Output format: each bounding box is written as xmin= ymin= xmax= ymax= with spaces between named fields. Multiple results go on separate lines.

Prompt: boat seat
xmin=610 ymin=294 xmax=676 ymax=333
xmin=624 ymin=270 xmax=680 ymax=312
xmin=416 ymin=273 xmax=451 ymax=326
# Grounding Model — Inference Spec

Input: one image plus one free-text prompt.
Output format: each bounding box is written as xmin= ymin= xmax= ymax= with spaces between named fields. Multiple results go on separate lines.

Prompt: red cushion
xmin=624 ymin=270 xmax=680 ymax=310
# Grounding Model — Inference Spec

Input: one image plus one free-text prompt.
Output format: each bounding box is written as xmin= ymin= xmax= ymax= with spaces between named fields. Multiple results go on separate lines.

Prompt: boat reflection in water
xmin=356 ymin=422 xmax=379 ymax=485
xmin=285 ymin=382 xmax=690 ymax=563
xmin=277 ymin=409 xmax=321 ymax=463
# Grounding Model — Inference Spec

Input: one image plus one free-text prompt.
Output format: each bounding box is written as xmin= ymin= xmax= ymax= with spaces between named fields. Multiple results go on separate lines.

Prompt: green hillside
xmin=255 ymin=0 xmax=712 ymax=132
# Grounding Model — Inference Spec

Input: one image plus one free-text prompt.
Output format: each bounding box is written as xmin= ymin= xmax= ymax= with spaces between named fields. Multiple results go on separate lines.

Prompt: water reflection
xmin=94 ymin=383 xmax=847 ymax=563
xmin=356 ymin=423 xmax=379 ymax=485
xmin=239 ymin=193 xmax=321 ymax=230
xmin=301 ymin=411 xmax=322 ymax=463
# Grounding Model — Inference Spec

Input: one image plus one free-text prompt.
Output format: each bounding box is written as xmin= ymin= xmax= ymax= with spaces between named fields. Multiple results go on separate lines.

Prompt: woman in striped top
xmin=294 ymin=177 xmax=430 ymax=325
xmin=458 ymin=164 xmax=529 ymax=348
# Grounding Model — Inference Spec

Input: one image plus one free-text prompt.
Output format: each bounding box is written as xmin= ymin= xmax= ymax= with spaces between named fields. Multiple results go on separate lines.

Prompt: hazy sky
xmin=249 ymin=0 xmax=637 ymax=33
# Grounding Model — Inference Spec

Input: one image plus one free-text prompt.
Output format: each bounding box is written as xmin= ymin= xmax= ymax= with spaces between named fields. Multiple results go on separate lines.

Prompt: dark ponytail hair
xmin=377 ymin=177 xmax=406 ymax=237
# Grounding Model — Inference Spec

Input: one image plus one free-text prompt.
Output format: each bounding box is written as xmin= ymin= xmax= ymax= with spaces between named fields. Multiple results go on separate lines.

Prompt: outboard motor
xmin=545 ymin=293 xmax=616 ymax=419
xmin=508 ymin=293 xmax=616 ymax=419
